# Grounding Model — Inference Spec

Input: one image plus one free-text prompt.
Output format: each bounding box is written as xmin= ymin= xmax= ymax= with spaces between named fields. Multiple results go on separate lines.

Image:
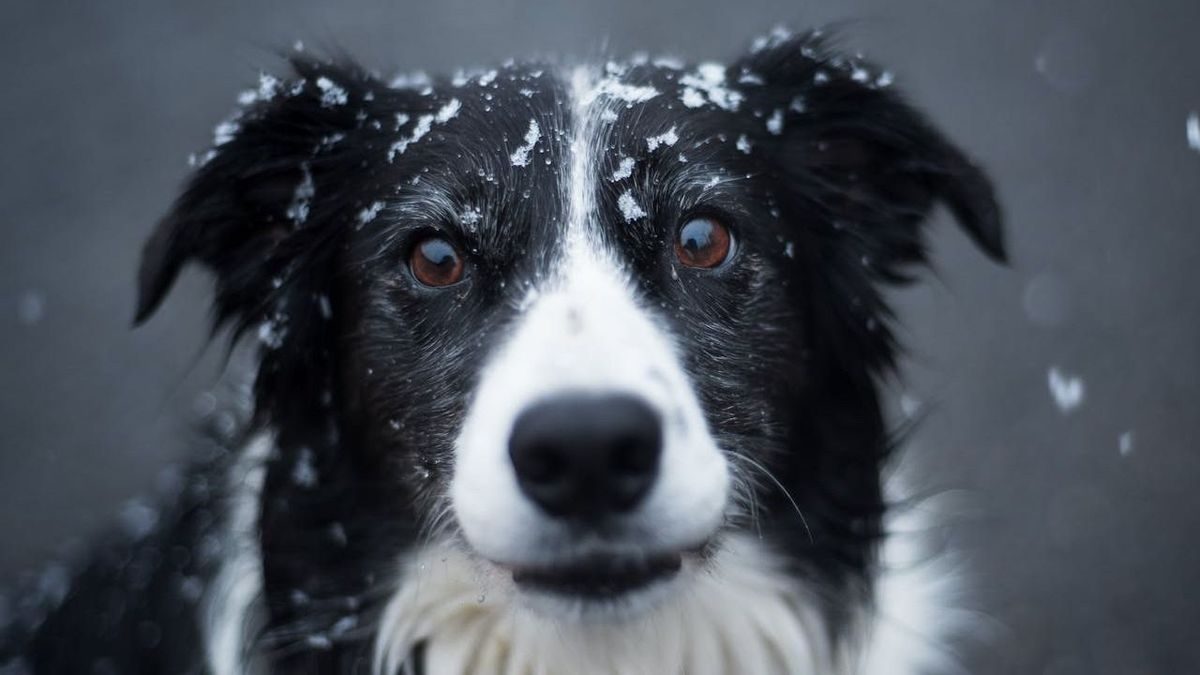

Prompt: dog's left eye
xmin=675 ymin=217 xmax=734 ymax=269
xmin=409 ymin=236 xmax=466 ymax=287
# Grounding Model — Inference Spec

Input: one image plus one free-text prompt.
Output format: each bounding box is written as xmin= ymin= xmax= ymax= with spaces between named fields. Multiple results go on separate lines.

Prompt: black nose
xmin=508 ymin=394 xmax=662 ymax=520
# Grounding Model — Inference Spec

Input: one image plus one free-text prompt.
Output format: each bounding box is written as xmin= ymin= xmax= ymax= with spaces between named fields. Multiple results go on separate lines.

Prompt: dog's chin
xmin=483 ymin=546 xmax=703 ymax=621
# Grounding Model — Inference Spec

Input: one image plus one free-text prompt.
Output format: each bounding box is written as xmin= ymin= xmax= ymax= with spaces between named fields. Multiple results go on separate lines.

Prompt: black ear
xmin=133 ymin=56 xmax=383 ymax=328
xmin=737 ymin=31 xmax=1006 ymax=280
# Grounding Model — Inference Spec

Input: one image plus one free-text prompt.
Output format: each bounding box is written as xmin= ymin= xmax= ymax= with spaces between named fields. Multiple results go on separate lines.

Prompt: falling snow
xmin=617 ymin=190 xmax=647 ymax=222
xmin=646 ymin=126 xmax=679 ymax=151
xmin=1119 ymin=431 xmax=1135 ymax=457
xmin=736 ymin=135 xmax=752 ymax=154
xmin=1047 ymin=366 xmax=1085 ymax=413
xmin=510 ymin=119 xmax=540 ymax=167
xmin=610 ymin=156 xmax=636 ymax=181
xmin=16 ymin=290 xmax=45 ymax=325
xmin=118 ymin=499 xmax=159 ymax=539
xmin=1188 ymin=112 xmax=1200 ymax=152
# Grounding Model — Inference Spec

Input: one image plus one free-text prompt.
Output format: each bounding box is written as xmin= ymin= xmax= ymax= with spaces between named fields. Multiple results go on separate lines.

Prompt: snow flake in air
xmin=736 ymin=135 xmax=752 ymax=154
xmin=118 ymin=499 xmax=160 ymax=539
xmin=1118 ymin=431 xmax=1135 ymax=457
xmin=510 ymin=118 xmax=541 ymax=167
xmin=1047 ymin=366 xmax=1085 ymax=414
xmin=617 ymin=190 xmax=647 ymax=222
xmin=16 ymin=290 xmax=45 ymax=325
xmin=1188 ymin=112 xmax=1200 ymax=152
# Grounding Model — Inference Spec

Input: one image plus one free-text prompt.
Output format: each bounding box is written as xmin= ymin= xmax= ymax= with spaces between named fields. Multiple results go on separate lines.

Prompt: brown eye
xmin=409 ymin=236 xmax=465 ymax=287
xmin=675 ymin=217 xmax=733 ymax=269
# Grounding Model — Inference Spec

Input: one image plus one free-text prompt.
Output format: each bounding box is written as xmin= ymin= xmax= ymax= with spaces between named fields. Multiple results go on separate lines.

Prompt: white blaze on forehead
xmin=448 ymin=65 xmax=728 ymax=568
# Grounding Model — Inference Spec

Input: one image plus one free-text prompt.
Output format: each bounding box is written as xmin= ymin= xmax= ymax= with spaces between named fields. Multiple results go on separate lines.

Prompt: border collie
xmin=0 ymin=27 xmax=1004 ymax=675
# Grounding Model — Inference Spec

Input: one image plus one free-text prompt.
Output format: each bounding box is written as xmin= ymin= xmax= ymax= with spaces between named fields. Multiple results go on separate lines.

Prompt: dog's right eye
xmin=409 ymin=236 xmax=465 ymax=287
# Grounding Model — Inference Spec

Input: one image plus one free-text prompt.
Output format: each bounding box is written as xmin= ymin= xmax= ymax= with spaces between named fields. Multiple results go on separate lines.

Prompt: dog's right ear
xmin=133 ymin=56 xmax=383 ymax=329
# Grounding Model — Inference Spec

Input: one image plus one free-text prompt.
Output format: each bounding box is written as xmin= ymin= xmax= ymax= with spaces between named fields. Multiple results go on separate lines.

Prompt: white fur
xmin=855 ymin=479 xmax=976 ymax=675
xmin=373 ymin=535 xmax=834 ymax=675
xmin=371 ymin=494 xmax=966 ymax=675
xmin=203 ymin=432 xmax=272 ymax=675
xmin=449 ymin=65 xmax=729 ymax=569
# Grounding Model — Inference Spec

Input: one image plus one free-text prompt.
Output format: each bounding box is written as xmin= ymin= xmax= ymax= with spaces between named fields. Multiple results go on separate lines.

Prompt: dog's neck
xmin=371 ymin=528 xmax=964 ymax=675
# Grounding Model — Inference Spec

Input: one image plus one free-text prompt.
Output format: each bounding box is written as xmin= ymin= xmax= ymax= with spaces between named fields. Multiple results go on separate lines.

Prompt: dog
xmin=0 ymin=26 xmax=1004 ymax=674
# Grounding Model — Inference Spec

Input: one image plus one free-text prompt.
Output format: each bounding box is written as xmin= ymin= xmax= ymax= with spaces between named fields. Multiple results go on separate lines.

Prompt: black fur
xmin=2 ymin=29 xmax=1003 ymax=674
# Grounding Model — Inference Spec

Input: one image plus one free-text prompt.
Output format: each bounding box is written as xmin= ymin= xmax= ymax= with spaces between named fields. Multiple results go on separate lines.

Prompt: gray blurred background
xmin=1 ymin=0 xmax=1197 ymax=672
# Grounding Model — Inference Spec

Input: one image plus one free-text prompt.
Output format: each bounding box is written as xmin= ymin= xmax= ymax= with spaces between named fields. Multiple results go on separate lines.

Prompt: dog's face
xmin=136 ymin=30 xmax=1003 ymax=660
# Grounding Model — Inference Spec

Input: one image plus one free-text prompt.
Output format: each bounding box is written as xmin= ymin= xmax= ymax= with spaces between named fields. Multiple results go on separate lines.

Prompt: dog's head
xmin=137 ymin=30 xmax=1003 ymax=665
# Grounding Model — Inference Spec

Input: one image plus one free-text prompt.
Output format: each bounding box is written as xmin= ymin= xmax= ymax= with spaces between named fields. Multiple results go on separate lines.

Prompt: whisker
xmin=731 ymin=452 xmax=814 ymax=544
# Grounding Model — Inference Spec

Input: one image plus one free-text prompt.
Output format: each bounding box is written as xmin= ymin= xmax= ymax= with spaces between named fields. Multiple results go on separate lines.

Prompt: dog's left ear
xmin=736 ymin=33 xmax=1006 ymax=279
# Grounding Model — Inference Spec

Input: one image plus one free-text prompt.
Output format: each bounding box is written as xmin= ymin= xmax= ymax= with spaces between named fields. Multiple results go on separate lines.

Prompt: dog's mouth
xmin=510 ymin=552 xmax=683 ymax=598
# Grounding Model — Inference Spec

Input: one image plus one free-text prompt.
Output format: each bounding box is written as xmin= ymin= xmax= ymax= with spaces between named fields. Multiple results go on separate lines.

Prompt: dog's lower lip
xmin=510 ymin=553 xmax=683 ymax=597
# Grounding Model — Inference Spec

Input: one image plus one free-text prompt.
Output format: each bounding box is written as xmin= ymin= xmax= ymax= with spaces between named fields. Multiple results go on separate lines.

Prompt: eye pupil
xmin=410 ymin=236 xmax=465 ymax=286
xmin=675 ymin=217 xmax=733 ymax=269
